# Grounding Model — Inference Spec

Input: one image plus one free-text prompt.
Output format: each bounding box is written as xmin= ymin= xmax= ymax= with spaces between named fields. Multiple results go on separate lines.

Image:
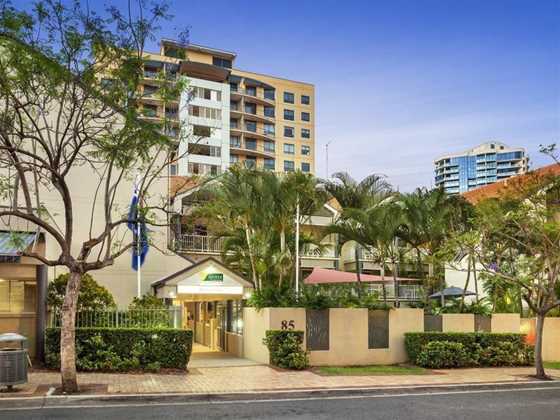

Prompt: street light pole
xmin=325 ymin=140 xmax=332 ymax=179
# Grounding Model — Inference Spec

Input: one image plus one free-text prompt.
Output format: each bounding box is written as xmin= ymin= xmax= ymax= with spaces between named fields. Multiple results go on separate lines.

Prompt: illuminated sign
xmin=204 ymin=273 xmax=224 ymax=282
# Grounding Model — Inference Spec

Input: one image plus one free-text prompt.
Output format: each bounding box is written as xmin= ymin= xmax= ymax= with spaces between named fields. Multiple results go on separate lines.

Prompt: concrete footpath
xmin=1 ymin=366 xmax=559 ymax=399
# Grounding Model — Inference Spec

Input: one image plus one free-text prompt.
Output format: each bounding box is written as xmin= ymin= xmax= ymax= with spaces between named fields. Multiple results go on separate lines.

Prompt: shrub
xmin=47 ymin=273 xmax=115 ymax=311
xmin=416 ymin=341 xmax=471 ymax=368
xmin=45 ymin=328 xmax=192 ymax=372
xmin=405 ymin=332 xmax=533 ymax=368
xmin=263 ymin=330 xmax=309 ymax=370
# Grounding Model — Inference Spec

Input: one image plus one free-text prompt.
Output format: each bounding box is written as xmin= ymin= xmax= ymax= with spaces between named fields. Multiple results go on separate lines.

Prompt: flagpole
xmin=295 ymin=194 xmax=300 ymax=295
xmin=137 ymin=219 xmax=141 ymax=298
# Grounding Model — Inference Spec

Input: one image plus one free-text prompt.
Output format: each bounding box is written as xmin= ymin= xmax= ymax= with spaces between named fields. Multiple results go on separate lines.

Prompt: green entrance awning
xmin=0 ymin=231 xmax=37 ymax=256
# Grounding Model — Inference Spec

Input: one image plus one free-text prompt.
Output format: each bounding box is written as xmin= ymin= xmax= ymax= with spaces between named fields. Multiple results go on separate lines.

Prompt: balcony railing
xmin=367 ymin=284 xmax=423 ymax=301
xmin=174 ymin=234 xmax=224 ymax=254
xmin=302 ymin=245 xmax=337 ymax=258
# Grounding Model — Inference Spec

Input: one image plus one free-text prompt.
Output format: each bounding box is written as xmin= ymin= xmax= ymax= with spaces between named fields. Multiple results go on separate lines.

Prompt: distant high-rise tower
xmin=434 ymin=142 xmax=528 ymax=195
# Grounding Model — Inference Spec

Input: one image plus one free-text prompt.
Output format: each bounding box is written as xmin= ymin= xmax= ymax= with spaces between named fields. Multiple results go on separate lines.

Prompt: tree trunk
xmin=60 ymin=270 xmax=82 ymax=393
xmin=244 ymin=225 xmax=259 ymax=289
xmin=393 ymin=262 xmax=399 ymax=308
xmin=534 ymin=313 xmax=548 ymax=379
xmin=460 ymin=256 xmax=472 ymax=312
xmin=381 ymin=264 xmax=387 ymax=306
xmin=279 ymin=228 xmax=285 ymax=287
xmin=472 ymin=258 xmax=479 ymax=303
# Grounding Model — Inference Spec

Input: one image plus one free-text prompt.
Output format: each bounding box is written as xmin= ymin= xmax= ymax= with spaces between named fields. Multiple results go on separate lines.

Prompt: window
xmin=213 ymin=56 xmax=232 ymax=69
xmin=264 ymin=106 xmax=275 ymax=118
xmin=284 ymin=143 xmax=295 ymax=154
xmin=230 ymin=119 xmax=239 ymax=129
xmin=301 ymin=145 xmax=310 ymax=156
xmin=284 ymin=160 xmax=295 ymax=172
xmin=264 ymin=89 xmax=275 ymax=100
xmin=301 ymin=128 xmax=310 ymax=139
xmin=189 ymin=105 xmax=222 ymax=120
xmin=245 ymin=121 xmax=257 ymax=132
xmin=142 ymin=104 xmax=158 ymax=118
xmin=264 ymin=158 xmax=275 ymax=170
xmin=230 ymin=154 xmax=240 ymax=164
xmin=301 ymin=95 xmax=310 ymax=105
xmin=229 ymin=82 xmax=238 ymax=92
xmin=0 ymin=280 xmax=36 ymax=313
xmin=301 ymin=162 xmax=310 ymax=172
xmin=284 ymin=109 xmax=294 ymax=121
xmin=283 ymin=92 xmax=294 ymax=103
xmin=188 ymin=162 xmax=220 ymax=176
xmin=143 ymin=84 xmax=158 ymax=97
xmin=244 ymin=102 xmax=257 ymax=115
xmin=245 ymin=138 xmax=257 ymax=150
xmin=245 ymin=86 xmax=256 ymax=96
xmin=264 ymin=123 xmax=275 ymax=136
xmin=193 ymin=125 xmax=211 ymax=137
xmin=284 ymin=126 xmax=294 ymax=137
xmin=264 ymin=141 xmax=275 ymax=153
xmin=230 ymin=136 xmax=241 ymax=148
xmin=226 ymin=300 xmax=243 ymax=335
xmin=188 ymin=144 xmax=221 ymax=157
xmin=230 ymin=101 xmax=239 ymax=111
xmin=301 ymin=112 xmax=310 ymax=122
xmin=192 ymin=86 xmax=222 ymax=102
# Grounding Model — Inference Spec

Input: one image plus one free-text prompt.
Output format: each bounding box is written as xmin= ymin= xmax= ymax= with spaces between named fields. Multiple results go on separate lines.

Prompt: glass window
xmin=245 ymin=138 xmax=257 ymax=150
xmin=188 ymin=144 xmax=221 ymax=157
xmin=245 ymin=121 xmax=257 ymax=132
xmin=0 ymin=280 xmax=36 ymax=313
xmin=244 ymin=157 xmax=256 ymax=169
xmin=301 ymin=128 xmax=310 ymax=139
xmin=301 ymin=95 xmax=310 ymax=105
xmin=264 ymin=89 xmax=275 ymax=100
xmin=301 ymin=145 xmax=310 ymax=155
xmin=284 ymin=92 xmax=294 ymax=103
xmin=284 ymin=143 xmax=295 ymax=154
xmin=284 ymin=160 xmax=295 ymax=172
xmin=230 ymin=119 xmax=239 ymax=129
xmin=230 ymin=154 xmax=240 ymax=164
xmin=264 ymin=141 xmax=275 ymax=153
xmin=284 ymin=126 xmax=294 ymax=137
xmin=264 ymin=123 xmax=275 ymax=135
xmin=264 ymin=158 xmax=275 ymax=170
xmin=244 ymin=102 xmax=256 ymax=114
xmin=193 ymin=125 xmax=211 ymax=137
xmin=213 ymin=57 xmax=232 ymax=69
xmin=230 ymin=136 xmax=241 ymax=148
xmin=264 ymin=106 xmax=275 ymax=118
xmin=301 ymin=112 xmax=310 ymax=122
xmin=301 ymin=162 xmax=310 ymax=172
xmin=284 ymin=109 xmax=294 ymax=121
xmin=229 ymin=82 xmax=238 ymax=92
xmin=245 ymin=86 xmax=256 ymax=96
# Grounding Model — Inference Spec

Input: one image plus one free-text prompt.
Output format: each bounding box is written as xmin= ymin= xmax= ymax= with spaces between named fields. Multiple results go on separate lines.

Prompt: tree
xmin=47 ymin=273 xmax=115 ymax=311
xmin=455 ymin=174 xmax=560 ymax=379
xmin=196 ymin=167 xmax=326 ymax=291
xmin=321 ymin=172 xmax=392 ymax=284
xmin=0 ymin=0 xmax=188 ymax=392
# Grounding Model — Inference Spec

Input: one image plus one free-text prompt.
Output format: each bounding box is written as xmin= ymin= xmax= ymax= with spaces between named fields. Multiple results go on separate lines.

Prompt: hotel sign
xmin=204 ymin=273 xmax=224 ymax=282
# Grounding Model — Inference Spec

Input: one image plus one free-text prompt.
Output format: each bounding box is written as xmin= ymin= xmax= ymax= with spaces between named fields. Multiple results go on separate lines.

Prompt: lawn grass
xmin=544 ymin=361 xmax=560 ymax=370
xmin=315 ymin=365 xmax=427 ymax=376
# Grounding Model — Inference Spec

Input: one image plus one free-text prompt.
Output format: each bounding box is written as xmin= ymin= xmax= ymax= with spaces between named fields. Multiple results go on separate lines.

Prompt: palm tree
xmin=321 ymin=172 xmax=392 ymax=284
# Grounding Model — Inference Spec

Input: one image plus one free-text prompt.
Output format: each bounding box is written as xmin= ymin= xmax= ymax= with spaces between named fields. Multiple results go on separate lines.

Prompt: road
xmin=1 ymin=384 xmax=560 ymax=419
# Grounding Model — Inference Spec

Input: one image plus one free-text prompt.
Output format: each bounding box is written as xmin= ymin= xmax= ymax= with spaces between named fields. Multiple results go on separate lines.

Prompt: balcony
xmin=301 ymin=245 xmax=338 ymax=269
xmin=230 ymin=87 xmax=275 ymax=106
xmin=230 ymin=125 xmax=276 ymax=141
xmin=229 ymin=140 xmax=276 ymax=158
xmin=174 ymin=234 xmax=224 ymax=254
xmin=367 ymin=284 xmax=424 ymax=301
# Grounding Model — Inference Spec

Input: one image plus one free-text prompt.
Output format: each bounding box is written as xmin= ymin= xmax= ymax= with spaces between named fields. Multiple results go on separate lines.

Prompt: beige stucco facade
xmin=491 ymin=313 xmax=520 ymax=333
xmin=441 ymin=313 xmax=475 ymax=332
xmin=521 ymin=317 xmax=560 ymax=362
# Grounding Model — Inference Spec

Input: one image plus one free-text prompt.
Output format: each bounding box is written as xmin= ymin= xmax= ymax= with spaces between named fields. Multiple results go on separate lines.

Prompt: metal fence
xmin=48 ymin=307 xmax=182 ymax=329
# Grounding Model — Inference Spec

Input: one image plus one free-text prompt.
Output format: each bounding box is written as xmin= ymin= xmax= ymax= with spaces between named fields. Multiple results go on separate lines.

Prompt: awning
xmin=0 ymin=231 xmax=37 ymax=256
xmin=304 ymin=267 xmax=417 ymax=285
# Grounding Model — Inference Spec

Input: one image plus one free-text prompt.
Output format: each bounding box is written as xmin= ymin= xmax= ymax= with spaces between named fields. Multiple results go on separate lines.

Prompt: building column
xmin=35 ymin=265 xmax=48 ymax=362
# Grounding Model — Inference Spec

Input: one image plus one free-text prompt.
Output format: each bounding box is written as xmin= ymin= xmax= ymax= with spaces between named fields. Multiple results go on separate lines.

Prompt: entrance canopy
xmin=304 ymin=267 xmax=417 ymax=285
xmin=152 ymin=257 xmax=253 ymax=301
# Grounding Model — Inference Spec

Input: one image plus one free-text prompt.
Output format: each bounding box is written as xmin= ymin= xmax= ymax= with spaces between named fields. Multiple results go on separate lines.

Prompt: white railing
xmin=175 ymin=234 xmax=224 ymax=254
xmin=302 ymin=245 xmax=337 ymax=258
xmin=48 ymin=308 xmax=182 ymax=328
xmin=367 ymin=284 xmax=423 ymax=301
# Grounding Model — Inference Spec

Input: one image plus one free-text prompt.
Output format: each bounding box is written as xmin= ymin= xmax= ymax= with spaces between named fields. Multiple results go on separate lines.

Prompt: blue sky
xmin=17 ymin=0 xmax=560 ymax=190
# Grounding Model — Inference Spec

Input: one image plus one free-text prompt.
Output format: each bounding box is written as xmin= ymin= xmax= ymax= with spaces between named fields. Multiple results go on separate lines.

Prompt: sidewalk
xmin=3 ymin=365 xmax=560 ymax=397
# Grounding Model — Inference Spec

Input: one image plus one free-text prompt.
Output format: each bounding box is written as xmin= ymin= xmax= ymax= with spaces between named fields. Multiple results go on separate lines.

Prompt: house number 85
xmin=281 ymin=320 xmax=295 ymax=330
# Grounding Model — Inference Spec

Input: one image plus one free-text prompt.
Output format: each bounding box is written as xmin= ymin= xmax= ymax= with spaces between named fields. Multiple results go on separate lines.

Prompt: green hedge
xmin=405 ymin=332 xmax=533 ymax=369
xmin=45 ymin=328 xmax=193 ymax=372
xmin=263 ymin=330 xmax=308 ymax=370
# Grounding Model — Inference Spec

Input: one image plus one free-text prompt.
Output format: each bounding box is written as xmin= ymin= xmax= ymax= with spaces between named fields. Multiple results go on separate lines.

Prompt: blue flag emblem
xmin=128 ymin=183 xmax=149 ymax=271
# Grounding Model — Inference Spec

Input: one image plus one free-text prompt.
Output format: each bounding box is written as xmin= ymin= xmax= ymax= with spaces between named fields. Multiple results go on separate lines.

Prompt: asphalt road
xmin=2 ymin=384 xmax=560 ymax=419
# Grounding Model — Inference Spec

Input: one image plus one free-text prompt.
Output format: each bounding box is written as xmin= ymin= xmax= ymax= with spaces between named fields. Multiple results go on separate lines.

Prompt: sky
xmin=16 ymin=0 xmax=560 ymax=191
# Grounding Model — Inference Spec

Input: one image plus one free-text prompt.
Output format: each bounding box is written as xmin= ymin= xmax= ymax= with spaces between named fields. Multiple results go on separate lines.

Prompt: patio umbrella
xmin=429 ymin=286 xmax=477 ymax=306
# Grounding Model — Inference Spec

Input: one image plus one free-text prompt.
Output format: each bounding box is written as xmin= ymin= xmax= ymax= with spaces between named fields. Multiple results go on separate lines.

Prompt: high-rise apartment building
xmin=434 ymin=142 xmax=528 ymax=194
xmin=137 ymin=40 xmax=315 ymax=176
